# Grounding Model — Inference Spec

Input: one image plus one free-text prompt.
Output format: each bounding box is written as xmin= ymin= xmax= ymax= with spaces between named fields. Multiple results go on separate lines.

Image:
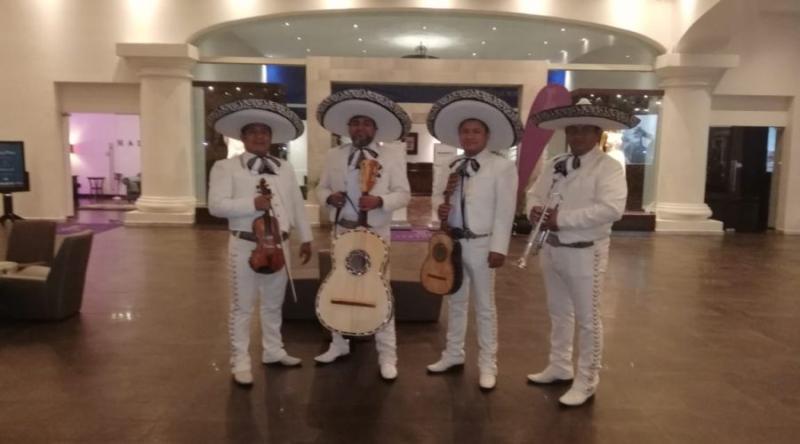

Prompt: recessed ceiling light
xmin=306 ymin=48 xmax=311 ymax=53
xmin=284 ymin=22 xmax=290 ymax=27
xmin=296 ymin=36 xmax=302 ymax=41
xmin=353 ymin=24 xmax=359 ymax=29
xmin=358 ymin=37 xmax=363 ymax=42
xmin=544 ymin=41 xmax=548 ymax=45
xmin=561 ymin=28 xmax=566 ymax=32
xmin=626 ymin=54 xmax=631 ymax=58
xmin=527 ymin=52 xmax=532 ymax=56
xmin=616 ymin=94 xmax=622 ymax=98
xmin=235 ymin=86 xmax=241 ymax=91
xmin=472 ymin=52 xmax=477 ymax=56
xmin=491 ymin=26 xmax=497 ymax=31
xmin=362 ymin=49 xmax=367 ymax=53
xmin=422 ymin=25 xmax=427 ymax=30
xmin=207 ymin=86 xmax=214 ymax=91
xmin=481 ymin=40 xmax=486 ymax=45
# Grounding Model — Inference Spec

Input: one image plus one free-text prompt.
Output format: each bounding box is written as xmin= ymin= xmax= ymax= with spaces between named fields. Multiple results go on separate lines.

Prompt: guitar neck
xmin=358 ymin=192 xmax=369 ymax=227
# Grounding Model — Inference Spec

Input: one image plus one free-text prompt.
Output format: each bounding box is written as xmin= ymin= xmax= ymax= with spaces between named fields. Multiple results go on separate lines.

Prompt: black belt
xmin=336 ymin=219 xmax=361 ymax=229
xmin=546 ymin=235 xmax=594 ymax=249
xmin=450 ymin=228 xmax=491 ymax=240
xmin=231 ymin=230 xmax=289 ymax=242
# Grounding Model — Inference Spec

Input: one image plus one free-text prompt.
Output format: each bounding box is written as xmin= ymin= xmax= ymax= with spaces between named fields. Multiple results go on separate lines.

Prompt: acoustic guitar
xmin=316 ymin=159 xmax=393 ymax=336
xmin=420 ymin=172 xmax=463 ymax=296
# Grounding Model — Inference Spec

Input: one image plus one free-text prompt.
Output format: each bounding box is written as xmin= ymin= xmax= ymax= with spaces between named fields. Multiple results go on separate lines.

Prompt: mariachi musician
xmin=426 ymin=90 xmax=521 ymax=390
xmin=525 ymin=98 xmax=636 ymax=406
xmin=208 ymin=99 xmax=313 ymax=386
xmin=314 ymin=89 xmax=412 ymax=380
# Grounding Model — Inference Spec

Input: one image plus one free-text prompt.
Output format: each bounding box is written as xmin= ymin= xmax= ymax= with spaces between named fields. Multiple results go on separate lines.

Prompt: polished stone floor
xmin=1 ymin=212 xmax=799 ymax=443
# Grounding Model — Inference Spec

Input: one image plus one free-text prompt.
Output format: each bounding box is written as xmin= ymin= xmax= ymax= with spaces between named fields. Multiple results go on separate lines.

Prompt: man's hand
xmin=488 ymin=252 xmax=506 ymax=268
xmin=326 ymin=192 xmax=346 ymax=209
xmin=529 ymin=206 xmax=544 ymax=223
xmin=359 ymin=195 xmax=383 ymax=211
xmin=299 ymin=242 xmax=312 ymax=265
xmin=542 ymin=208 xmax=559 ymax=231
xmin=437 ymin=203 xmax=452 ymax=222
xmin=254 ymin=194 xmax=272 ymax=211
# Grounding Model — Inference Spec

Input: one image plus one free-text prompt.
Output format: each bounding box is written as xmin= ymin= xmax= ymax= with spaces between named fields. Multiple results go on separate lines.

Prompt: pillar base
xmin=649 ymin=202 xmax=723 ymax=233
xmin=655 ymin=218 xmax=723 ymax=233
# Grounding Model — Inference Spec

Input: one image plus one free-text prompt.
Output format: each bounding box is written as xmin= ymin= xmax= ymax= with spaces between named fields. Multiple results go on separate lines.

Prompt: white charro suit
xmin=526 ymin=146 xmax=627 ymax=393
xmin=431 ymin=148 xmax=518 ymax=375
xmin=316 ymin=142 xmax=411 ymax=365
xmin=209 ymin=152 xmax=313 ymax=373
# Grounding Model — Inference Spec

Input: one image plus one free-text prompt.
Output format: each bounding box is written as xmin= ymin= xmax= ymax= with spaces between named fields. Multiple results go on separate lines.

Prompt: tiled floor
xmin=1 ymin=212 xmax=799 ymax=443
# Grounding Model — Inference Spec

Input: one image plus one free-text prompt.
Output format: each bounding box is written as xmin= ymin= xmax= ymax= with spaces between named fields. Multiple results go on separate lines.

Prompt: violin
xmin=249 ymin=178 xmax=285 ymax=274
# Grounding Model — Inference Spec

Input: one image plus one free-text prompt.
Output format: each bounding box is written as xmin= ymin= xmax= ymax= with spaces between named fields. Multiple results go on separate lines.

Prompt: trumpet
xmin=515 ymin=192 xmax=561 ymax=269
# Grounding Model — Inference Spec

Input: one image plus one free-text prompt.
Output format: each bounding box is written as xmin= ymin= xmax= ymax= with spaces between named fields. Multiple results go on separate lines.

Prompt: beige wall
xmin=0 ymin=0 xmax=750 ymax=220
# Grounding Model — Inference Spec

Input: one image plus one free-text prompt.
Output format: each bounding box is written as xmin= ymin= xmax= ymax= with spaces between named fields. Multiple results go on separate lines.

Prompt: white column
xmin=775 ymin=98 xmax=800 ymax=234
xmin=649 ymin=54 xmax=738 ymax=233
xmin=117 ymin=43 xmax=198 ymax=225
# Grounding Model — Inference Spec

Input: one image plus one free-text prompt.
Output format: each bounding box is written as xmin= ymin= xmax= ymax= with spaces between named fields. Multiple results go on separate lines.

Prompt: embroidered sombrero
xmin=427 ymin=89 xmax=523 ymax=151
xmin=208 ymin=99 xmax=304 ymax=143
xmin=316 ymin=89 xmax=411 ymax=142
xmin=531 ymin=97 xmax=640 ymax=130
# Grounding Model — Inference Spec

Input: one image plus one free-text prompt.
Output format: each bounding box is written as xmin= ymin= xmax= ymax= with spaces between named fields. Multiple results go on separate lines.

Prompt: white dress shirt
xmin=432 ymin=149 xmax=518 ymax=256
xmin=526 ymin=146 xmax=627 ymax=244
xmin=316 ymin=142 xmax=411 ymax=230
xmin=208 ymin=152 xmax=313 ymax=243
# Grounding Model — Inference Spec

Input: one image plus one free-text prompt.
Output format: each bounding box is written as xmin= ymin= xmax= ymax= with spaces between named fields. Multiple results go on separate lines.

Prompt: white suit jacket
xmin=316 ymin=142 xmax=411 ymax=230
xmin=526 ymin=146 xmax=627 ymax=244
xmin=431 ymin=149 xmax=518 ymax=256
xmin=208 ymin=153 xmax=313 ymax=243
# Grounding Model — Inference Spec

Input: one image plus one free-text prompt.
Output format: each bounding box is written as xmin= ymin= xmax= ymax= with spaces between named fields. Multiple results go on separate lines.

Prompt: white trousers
xmin=440 ymin=237 xmax=498 ymax=375
xmin=328 ymin=225 xmax=397 ymax=365
xmin=228 ymin=235 xmax=292 ymax=372
xmin=539 ymin=237 xmax=609 ymax=390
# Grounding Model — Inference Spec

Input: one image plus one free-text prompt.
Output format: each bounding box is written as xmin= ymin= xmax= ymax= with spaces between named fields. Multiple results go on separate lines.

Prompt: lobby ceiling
xmin=195 ymin=11 xmax=661 ymax=65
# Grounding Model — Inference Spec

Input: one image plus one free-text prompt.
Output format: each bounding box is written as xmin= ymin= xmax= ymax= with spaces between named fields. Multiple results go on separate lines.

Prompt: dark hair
xmin=348 ymin=115 xmax=378 ymax=128
xmin=240 ymin=123 xmax=272 ymax=136
xmin=458 ymin=118 xmax=489 ymax=133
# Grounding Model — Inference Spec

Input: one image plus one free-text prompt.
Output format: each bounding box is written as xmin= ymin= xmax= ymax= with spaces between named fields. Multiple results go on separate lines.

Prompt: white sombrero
xmin=427 ymin=89 xmax=523 ymax=151
xmin=316 ymin=89 xmax=411 ymax=142
xmin=208 ymin=99 xmax=304 ymax=143
xmin=531 ymin=98 xmax=640 ymax=130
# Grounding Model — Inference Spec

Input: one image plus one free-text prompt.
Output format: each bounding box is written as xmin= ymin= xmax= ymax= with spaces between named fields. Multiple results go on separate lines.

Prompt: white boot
xmin=558 ymin=384 xmax=595 ymax=406
xmin=479 ymin=373 xmax=496 ymax=390
xmin=527 ymin=365 xmax=574 ymax=384
xmin=263 ymin=354 xmax=302 ymax=367
xmin=426 ymin=357 xmax=465 ymax=373
xmin=314 ymin=339 xmax=350 ymax=364
xmin=232 ymin=370 xmax=253 ymax=386
xmin=380 ymin=363 xmax=398 ymax=380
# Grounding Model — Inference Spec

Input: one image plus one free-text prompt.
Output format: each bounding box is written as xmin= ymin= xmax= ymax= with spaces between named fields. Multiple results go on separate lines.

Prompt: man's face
xmin=241 ymin=123 xmax=272 ymax=156
xmin=458 ymin=119 xmax=489 ymax=156
xmin=347 ymin=116 xmax=377 ymax=147
xmin=565 ymin=125 xmax=602 ymax=155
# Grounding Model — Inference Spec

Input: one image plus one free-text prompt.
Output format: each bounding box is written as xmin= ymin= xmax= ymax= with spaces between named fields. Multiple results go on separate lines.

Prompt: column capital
xmin=654 ymin=53 xmax=739 ymax=88
xmin=116 ymin=43 xmax=199 ymax=79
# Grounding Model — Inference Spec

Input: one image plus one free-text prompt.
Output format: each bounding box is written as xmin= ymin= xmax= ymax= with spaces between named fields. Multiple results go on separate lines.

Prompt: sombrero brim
xmin=427 ymin=90 xmax=523 ymax=151
xmin=209 ymin=100 xmax=304 ymax=143
xmin=317 ymin=90 xmax=411 ymax=142
xmin=532 ymin=104 xmax=640 ymax=131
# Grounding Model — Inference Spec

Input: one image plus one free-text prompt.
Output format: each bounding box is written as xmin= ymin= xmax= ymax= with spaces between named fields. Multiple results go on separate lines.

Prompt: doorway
xmin=705 ymin=126 xmax=779 ymax=232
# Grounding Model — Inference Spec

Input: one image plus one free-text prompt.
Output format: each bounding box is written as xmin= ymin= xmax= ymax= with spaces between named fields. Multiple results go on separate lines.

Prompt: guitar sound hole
xmin=432 ymin=243 xmax=448 ymax=262
xmin=345 ymin=250 xmax=371 ymax=276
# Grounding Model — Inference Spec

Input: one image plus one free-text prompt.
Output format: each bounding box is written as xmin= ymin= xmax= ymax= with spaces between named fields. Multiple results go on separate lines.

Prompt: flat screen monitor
xmin=0 ymin=141 xmax=30 ymax=193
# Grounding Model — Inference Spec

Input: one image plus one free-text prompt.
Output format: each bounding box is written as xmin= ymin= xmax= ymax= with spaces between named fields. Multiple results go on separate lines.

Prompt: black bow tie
xmin=348 ymin=145 xmax=379 ymax=167
xmin=450 ymin=157 xmax=480 ymax=177
xmin=554 ymin=155 xmax=580 ymax=177
xmin=246 ymin=156 xmax=280 ymax=175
